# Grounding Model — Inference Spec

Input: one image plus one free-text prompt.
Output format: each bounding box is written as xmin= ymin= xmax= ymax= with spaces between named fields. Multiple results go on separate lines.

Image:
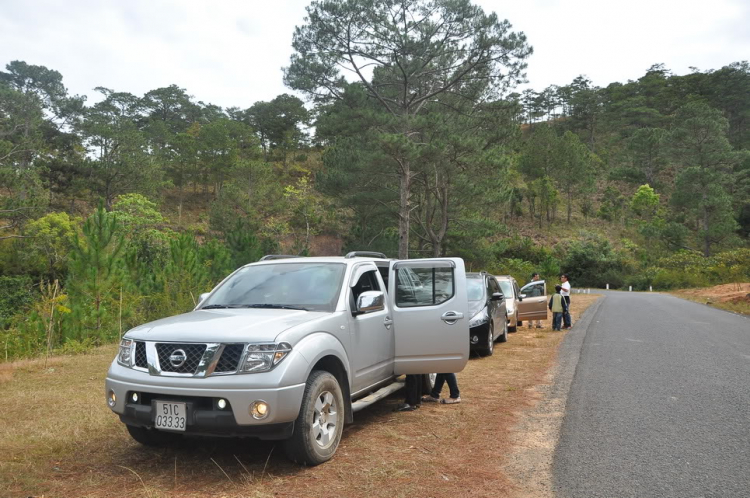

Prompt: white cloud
xmin=476 ymin=0 xmax=750 ymax=90
xmin=0 ymin=0 xmax=747 ymax=109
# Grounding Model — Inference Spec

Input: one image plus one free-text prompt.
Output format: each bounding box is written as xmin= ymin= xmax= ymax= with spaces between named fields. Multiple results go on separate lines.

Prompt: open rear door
xmin=388 ymin=258 xmax=469 ymax=374
xmin=517 ymin=280 xmax=548 ymax=322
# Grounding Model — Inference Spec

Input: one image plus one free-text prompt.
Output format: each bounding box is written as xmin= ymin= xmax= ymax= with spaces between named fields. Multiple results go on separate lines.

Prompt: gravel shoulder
xmin=502 ymin=294 xmax=605 ymax=498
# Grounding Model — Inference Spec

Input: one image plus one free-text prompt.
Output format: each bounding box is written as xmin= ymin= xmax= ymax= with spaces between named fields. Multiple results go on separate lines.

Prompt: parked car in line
xmin=517 ymin=279 xmax=548 ymax=325
xmin=105 ymin=252 xmax=470 ymax=466
xmin=467 ymin=271 xmax=508 ymax=356
xmin=495 ymin=275 xmax=521 ymax=332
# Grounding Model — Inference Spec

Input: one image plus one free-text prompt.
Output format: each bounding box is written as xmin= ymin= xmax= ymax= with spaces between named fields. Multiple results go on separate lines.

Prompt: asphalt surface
xmin=553 ymin=291 xmax=750 ymax=498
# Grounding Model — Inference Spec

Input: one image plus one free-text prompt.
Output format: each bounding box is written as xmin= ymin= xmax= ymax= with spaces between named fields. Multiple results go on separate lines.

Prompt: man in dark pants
xmin=560 ymin=274 xmax=572 ymax=329
xmin=395 ymin=374 xmax=422 ymax=411
xmin=422 ymin=373 xmax=461 ymax=404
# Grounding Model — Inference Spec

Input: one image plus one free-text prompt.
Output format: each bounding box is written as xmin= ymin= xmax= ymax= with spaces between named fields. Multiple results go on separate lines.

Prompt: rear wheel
xmin=283 ymin=370 xmax=344 ymax=466
xmin=126 ymin=424 xmax=182 ymax=446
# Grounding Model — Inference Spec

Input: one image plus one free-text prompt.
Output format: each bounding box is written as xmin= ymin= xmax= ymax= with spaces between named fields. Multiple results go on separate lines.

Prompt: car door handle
xmin=441 ymin=311 xmax=464 ymax=324
xmin=383 ymin=316 xmax=393 ymax=329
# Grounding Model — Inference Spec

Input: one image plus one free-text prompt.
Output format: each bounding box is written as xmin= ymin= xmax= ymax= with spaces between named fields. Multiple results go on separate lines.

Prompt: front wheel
xmin=479 ymin=322 xmax=495 ymax=356
xmin=508 ymin=312 xmax=518 ymax=333
xmin=498 ymin=315 xmax=508 ymax=343
xmin=283 ymin=370 xmax=345 ymax=466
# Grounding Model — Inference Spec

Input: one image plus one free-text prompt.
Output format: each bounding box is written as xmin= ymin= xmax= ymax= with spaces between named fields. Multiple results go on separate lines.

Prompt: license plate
xmin=154 ymin=401 xmax=187 ymax=431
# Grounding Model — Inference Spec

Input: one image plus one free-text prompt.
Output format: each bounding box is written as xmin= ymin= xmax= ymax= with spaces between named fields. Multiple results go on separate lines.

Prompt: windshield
xmin=467 ymin=277 xmax=485 ymax=302
xmin=498 ymin=280 xmax=513 ymax=297
xmin=202 ymin=262 xmax=345 ymax=312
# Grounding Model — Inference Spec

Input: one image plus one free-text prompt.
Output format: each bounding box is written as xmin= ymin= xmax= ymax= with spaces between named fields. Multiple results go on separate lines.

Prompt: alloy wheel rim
xmin=312 ymin=390 xmax=338 ymax=449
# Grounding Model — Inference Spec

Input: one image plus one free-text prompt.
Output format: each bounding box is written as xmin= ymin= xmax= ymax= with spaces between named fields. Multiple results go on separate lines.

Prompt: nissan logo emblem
xmin=169 ymin=349 xmax=187 ymax=368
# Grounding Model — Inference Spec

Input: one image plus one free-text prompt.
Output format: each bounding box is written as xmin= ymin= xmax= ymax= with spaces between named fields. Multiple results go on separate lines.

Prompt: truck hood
xmin=124 ymin=308 xmax=329 ymax=343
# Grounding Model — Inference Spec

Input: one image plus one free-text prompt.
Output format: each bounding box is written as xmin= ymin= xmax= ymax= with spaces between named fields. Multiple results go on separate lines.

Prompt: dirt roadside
xmin=671 ymin=282 xmax=750 ymax=315
xmin=0 ymin=295 xmax=602 ymax=498
xmin=502 ymin=294 xmax=604 ymax=498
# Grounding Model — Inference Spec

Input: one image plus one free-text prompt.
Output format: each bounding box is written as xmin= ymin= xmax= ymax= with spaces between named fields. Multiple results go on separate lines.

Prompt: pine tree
xmin=67 ymin=207 xmax=125 ymax=341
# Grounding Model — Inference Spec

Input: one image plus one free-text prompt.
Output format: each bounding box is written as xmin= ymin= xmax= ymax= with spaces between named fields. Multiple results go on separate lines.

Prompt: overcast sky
xmin=1 ymin=0 xmax=748 ymax=109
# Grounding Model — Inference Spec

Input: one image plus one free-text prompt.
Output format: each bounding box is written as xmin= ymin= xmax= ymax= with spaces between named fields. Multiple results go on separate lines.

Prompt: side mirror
xmin=198 ymin=292 xmax=210 ymax=305
xmin=519 ymin=294 xmax=526 ymax=300
xmin=491 ymin=292 xmax=504 ymax=301
xmin=355 ymin=291 xmax=385 ymax=315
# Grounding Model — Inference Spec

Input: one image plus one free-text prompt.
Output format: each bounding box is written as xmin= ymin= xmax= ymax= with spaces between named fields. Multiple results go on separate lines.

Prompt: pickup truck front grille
xmin=215 ymin=344 xmax=245 ymax=373
xmin=134 ymin=341 xmax=147 ymax=368
xmin=156 ymin=343 xmax=207 ymax=374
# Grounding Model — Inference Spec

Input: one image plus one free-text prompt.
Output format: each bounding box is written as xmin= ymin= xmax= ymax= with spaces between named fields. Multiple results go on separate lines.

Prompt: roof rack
xmin=344 ymin=251 xmax=388 ymax=259
xmin=259 ymin=255 xmax=304 ymax=261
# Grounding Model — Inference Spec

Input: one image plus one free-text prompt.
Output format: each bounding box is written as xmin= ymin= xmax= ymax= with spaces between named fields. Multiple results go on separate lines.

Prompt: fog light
xmin=131 ymin=392 xmax=138 ymax=403
xmin=217 ymin=399 xmax=227 ymax=410
xmin=471 ymin=334 xmax=479 ymax=344
xmin=107 ymin=390 xmax=116 ymax=407
xmin=250 ymin=400 xmax=269 ymax=420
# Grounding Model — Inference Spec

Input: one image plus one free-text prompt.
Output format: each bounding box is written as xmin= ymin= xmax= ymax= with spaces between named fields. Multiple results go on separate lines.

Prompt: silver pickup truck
xmin=105 ymin=252 xmax=470 ymax=465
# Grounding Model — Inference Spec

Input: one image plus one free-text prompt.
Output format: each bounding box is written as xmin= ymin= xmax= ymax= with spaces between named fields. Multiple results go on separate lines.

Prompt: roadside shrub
xmin=0 ymin=276 xmax=34 ymax=329
xmin=651 ymin=269 xmax=705 ymax=290
xmin=488 ymin=258 xmax=535 ymax=287
xmin=3 ymin=281 xmax=70 ymax=359
xmin=560 ymin=234 xmax=630 ymax=287
xmin=646 ymin=248 xmax=750 ymax=290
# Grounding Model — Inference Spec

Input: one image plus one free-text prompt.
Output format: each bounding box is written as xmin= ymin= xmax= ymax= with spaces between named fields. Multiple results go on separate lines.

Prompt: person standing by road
xmin=527 ymin=272 xmax=543 ymax=329
xmin=422 ymin=373 xmax=461 ymax=404
xmin=560 ymin=274 xmax=572 ymax=329
xmin=395 ymin=374 xmax=422 ymax=412
xmin=548 ymin=284 xmax=569 ymax=331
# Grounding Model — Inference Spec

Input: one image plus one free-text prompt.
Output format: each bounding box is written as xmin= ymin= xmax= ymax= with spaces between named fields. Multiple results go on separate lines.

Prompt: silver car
xmin=105 ymin=254 xmax=470 ymax=465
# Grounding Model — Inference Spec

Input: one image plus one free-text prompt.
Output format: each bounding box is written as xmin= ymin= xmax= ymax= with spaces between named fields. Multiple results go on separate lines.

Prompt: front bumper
xmin=105 ymin=361 xmax=307 ymax=427
xmin=469 ymin=322 xmax=491 ymax=350
xmin=118 ymin=394 xmax=295 ymax=439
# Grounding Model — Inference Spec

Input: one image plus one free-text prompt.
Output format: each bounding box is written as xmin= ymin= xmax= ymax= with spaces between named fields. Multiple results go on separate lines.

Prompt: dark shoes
xmin=421 ymin=395 xmax=440 ymax=403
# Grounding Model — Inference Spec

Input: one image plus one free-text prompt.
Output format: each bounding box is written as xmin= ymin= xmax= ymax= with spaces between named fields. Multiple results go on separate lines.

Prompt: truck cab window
xmin=396 ymin=267 xmax=454 ymax=308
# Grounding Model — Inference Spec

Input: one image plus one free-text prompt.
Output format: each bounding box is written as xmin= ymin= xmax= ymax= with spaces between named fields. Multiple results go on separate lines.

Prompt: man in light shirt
xmin=560 ymin=274 xmax=571 ymax=329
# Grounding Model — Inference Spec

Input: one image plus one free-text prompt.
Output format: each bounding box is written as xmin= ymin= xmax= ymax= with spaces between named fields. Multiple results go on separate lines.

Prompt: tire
xmin=283 ymin=370 xmax=345 ymax=466
xmin=422 ymin=373 xmax=437 ymax=393
xmin=479 ymin=322 xmax=494 ymax=356
xmin=508 ymin=312 xmax=518 ymax=333
xmin=498 ymin=315 xmax=508 ymax=343
xmin=126 ymin=424 xmax=182 ymax=446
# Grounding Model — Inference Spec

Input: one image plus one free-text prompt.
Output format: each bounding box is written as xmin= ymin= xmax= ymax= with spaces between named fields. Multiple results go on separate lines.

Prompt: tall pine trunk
xmin=398 ymin=166 xmax=411 ymax=259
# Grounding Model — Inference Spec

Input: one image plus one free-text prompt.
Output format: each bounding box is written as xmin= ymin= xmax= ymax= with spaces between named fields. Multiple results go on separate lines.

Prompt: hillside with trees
xmin=1 ymin=0 xmax=748 ymax=361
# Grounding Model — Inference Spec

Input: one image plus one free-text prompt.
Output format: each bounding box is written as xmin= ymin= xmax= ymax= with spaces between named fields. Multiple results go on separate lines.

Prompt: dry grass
xmin=0 ymin=295 xmax=600 ymax=498
xmin=672 ymin=282 xmax=750 ymax=315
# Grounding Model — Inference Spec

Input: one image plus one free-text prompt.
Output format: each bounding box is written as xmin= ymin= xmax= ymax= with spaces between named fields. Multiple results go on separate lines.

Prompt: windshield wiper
xmin=241 ymin=304 xmax=309 ymax=311
xmin=201 ymin=304 xmax=247 ymax=309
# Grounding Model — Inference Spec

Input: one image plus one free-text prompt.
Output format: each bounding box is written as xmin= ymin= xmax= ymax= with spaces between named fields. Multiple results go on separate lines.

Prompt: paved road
xmin=553 ymin=291 xmax=750 ymax=498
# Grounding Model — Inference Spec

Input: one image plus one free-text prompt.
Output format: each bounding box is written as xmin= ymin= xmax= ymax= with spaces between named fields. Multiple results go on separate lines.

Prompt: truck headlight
xmin=469 ymin=308 xmax=489 ymax=328
xmin=117 ymin=338 xmax=134 ymax=366
xmin=239 ymin=342 xmax=293 ymax=373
